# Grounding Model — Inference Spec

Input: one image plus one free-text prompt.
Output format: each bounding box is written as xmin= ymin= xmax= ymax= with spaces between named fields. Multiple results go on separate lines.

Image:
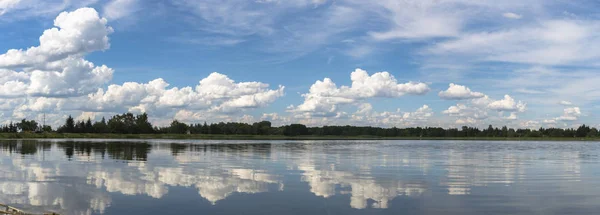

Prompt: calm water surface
xmin=1 ymin=139 xmax=599 ymax=215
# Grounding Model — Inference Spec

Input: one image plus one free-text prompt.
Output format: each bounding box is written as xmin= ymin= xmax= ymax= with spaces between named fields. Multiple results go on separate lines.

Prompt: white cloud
xmin=559 ymin=101 xmax=572 ymax=106
xmin=502 ymin=12 xmax=522 ymax=19
xmin=350 ymin=105 xmax=435 ymax=128
xmin=504 ymin=112 xmax=518 ymax=120
xmin=439 ymin=83 xmax=485 ymax=100
xmin=442 ymin=93 xmax=528 ymax=126
xmin=365 ymin=0 xmax=463 ymax=40
xmin=520 ymin=120 xmax=540 ymax=129
xmin=86 ymin=72 xmax=284 ymax=116
xmin=0 ymin=0 xmax=99 ymax=20
xmin=27 ymin=57 xmax=113 ymax=97
xmin=103 ymin=0 xmax=139 ymax=21
xmin=0 ymin=8 xmax=114 ymax=98
xmin=443 ymin=103 xmax=488 ymax=120
xmin=290 ymin=68 xmax=429 ymax=115
xmin=487 ymin=95 xmax=526 ymax=112
xmin=0 ymin=7 xmax=113 ymax=68
xmin=427 ymin=20 xmax=600 ymax=66
xmin=556 ymin=107 xmax=581 ymax=121
xmin=455 ymin=117 xmax=476 ymax=125
xmin=0 ymin=0 xmax=20 ymax=15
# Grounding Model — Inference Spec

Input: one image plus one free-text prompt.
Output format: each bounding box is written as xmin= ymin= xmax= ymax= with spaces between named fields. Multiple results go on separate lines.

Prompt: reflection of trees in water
xmin=1 ymin=140 xmax=273 ymax=162
xmin=170 ymin=143 xmax=272 ymax=157
xmin=55 ymin=141 xmax=151 ymax=161
xmin=0 ymin=140 xmax=51 ymax=156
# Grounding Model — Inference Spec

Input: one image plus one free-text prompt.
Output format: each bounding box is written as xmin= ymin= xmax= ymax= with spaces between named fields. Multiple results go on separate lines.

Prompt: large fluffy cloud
xmin=0 ymin=8 xmax=114 ymax=98
xmin=290 ymin=68 xmax=429 ymax=115
xmin=86 ymin=72 xmax=284 ymax=115
xmin=487 ymin=95 xmax=527 ymax=112
xmin=442 ymin=91 xmax=527 ymax=126
xmin=0 ymin=7 xmax=112 ymax=68
xmin=439 ymin=83 xmax=485 ymax=100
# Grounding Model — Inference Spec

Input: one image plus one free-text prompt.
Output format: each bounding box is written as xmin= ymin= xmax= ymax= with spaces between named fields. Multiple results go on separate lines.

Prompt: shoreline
xmin=0 ymin=133 xmax=599 ymax=141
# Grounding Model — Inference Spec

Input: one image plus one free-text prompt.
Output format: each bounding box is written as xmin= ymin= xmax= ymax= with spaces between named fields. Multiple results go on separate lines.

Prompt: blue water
xmin=1 ymin=139 xmax=599 ymax=215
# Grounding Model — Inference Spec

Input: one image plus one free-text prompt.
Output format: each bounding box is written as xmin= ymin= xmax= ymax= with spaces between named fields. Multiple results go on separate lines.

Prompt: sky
xmin=0 ymin=0 xmax=599 ymax=129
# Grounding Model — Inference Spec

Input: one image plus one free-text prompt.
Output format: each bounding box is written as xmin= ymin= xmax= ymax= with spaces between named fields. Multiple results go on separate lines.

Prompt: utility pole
xmin=42 ymin=113 xmax=46 ymax=132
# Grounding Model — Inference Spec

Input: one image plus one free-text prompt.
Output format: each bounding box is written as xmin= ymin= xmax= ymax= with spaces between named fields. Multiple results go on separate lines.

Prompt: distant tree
xmin=283 ymin=124 xmax=308 ymax=136
xmin=576 ymin=124 xmax=591 ymax=137
xmin=169 ymin=120 xmax=189 ymax=134
xmin=253 ymin=121 xmax=272 ymax=135
xmin=85 ymin=118 xmax=93 ymax=133
xmin=16 ymin=119 xmax=38 ymax=132
xmin=588 ymin=128 xmax=599 ymax=137
xmin=58 ymin=115 xmax=75 ymax=133
xmin=41 ymin=125 xmax=53 ymax=132
xmin=136 ymin=113 xmax=155 ymax=134
xmin=92 ymin=117 xmax=109 ymax=133
xmin=201 ymin=122 xmax=209 ymax=134
xmin=108 ymin=113 xmax=137 ymax=133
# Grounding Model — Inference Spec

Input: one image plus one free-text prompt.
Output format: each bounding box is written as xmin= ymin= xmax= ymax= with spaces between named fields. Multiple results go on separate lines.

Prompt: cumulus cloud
xmin=0 ymin=8 xmax=112 ymax=68
xmin=290 ymin=68 xmax=429 ymax=114
xmin=556 ymin=107 xmax=581 ymax=121
xmin=443 ymin=104 xmax=488 ymax=120
xmin=438 ymin=83 xmax=485 ymax=100
xmin=347 ymin=105 xmax=435 ymax=128
xmin=0 ymin=8 xmax=114 ymax=98
xmin=504 ymin=112 xmax=518 ymax=120
xmin=520 ymin=120 xmax=540 ymax=129
xmin=455 ymin=117 xmax=476 ymax=125
xmin=487 ymin=95 xmax=526 ymax=112
xmin=442 ymin=93 xmax=527 ymax=126
xmin=86 ymin=72 xmax=284 ymax=116
xmin=27 ymin=57 xmax=114 ymax=97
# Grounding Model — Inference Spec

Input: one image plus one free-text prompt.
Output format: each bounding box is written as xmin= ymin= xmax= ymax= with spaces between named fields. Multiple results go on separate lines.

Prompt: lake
xmin=1 ymin=139 xmax=599 ymax=215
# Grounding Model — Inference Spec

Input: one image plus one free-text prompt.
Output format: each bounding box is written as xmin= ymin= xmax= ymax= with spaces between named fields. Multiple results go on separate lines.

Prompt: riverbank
xmin=0 ymin=133 xmax=599 ymax=141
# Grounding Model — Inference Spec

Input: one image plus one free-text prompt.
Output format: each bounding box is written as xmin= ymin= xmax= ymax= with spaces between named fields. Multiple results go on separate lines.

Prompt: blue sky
xmin=0 ymin=0 xmax=599 ymax=128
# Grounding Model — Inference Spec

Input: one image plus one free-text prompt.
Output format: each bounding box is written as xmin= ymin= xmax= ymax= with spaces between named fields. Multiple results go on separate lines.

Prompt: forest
xmin=0 ymin=112 xmax=598 ymax=138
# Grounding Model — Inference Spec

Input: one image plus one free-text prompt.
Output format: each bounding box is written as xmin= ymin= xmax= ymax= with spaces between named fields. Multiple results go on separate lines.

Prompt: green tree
xmin=253 ymin=121 xmax=272 ymax=135
xmin=169 ymin=120 xmax=189 ymax=134
xmin=283 ymin=124 xmax=308 ymax=136
xmin=93 ymin=117 xmax=109 ymax=133
xmin=85 ymin=118 xmax=93 ymax=133
xmin=62 ymin=115 xmax=75 ymax=133
xmin=136 ymin=113 xmax=155 ymax=134
xmin=16 ymin=119 xmax=38 ymax=132
xmin=576 ymin=124 xmax=591 ymax=137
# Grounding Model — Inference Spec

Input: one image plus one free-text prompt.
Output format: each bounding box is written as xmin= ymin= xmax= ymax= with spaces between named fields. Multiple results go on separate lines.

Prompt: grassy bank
xmin=0 ymin=132 xmax=599 ymax=141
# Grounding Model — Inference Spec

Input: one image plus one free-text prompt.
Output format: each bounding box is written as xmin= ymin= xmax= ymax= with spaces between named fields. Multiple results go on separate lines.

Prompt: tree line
xmin=0 ymin=112 xmax=598 ymax=138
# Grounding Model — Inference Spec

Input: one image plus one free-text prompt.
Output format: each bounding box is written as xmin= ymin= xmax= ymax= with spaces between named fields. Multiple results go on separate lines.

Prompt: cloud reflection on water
xmin=0 ymin=140 xmax=595 ymax=214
